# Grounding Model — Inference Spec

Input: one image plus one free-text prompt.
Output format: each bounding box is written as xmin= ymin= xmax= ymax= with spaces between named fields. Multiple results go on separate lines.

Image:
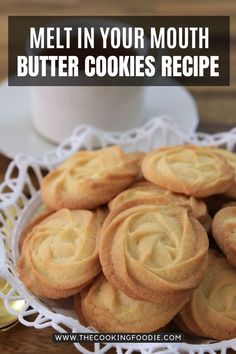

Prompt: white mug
xmin=30 ymin=85 xmax=145 ymax=143
xmin=29 ymin=19 xmax=148 ymax=144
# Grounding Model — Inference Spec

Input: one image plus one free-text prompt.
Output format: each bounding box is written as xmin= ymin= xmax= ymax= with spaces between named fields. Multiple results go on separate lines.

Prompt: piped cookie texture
xmin=108 ymin=181 xmax=209 ymax=227
xmin=175 ymin=251 xmax=236 ymax=340
xmin=18 ymin=145 xmax=236 ymax=338
xmin=41 ymin=146 xmax=140 ymax=210
xmin=141 ymin=145 xmax=234 ymax=197
xmin=212 ymin=206 xmax=236 ymax=267
xmin=99 ymin=203 xmax=209 ymax=305
xmin=75 ymin=274 xmax=187 ymax=333
xmin=19 ymin=209 xmax=54 ymax=250
xmin=17 ymin=208 xmax=107 ymax=299
xmin=205 ymin=147 xmax=236 ymax=198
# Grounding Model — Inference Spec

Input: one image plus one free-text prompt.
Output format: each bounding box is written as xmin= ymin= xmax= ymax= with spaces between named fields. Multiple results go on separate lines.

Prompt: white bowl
xmin=1 ymin=116 xmax=236 ymax=354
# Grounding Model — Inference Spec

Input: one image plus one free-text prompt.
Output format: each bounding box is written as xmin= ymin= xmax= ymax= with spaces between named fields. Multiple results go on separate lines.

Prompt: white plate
xmin=0 ymin=79 xmax=198 ymax=158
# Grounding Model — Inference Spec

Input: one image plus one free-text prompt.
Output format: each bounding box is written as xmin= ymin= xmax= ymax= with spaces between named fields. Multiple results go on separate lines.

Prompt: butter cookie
xmin=206 ymin=147 xmax=236 ymax=198
xmin=41 ymin=146 xmax=139 ymax=210
xmin=212 ymin=206 xmax=236 ymax=267
xmin=99 ymin=203 xmax=209 ymax=305
xmin=142 ymin=145 xmax=234 ymax=197
xmin=76 ymin=275 xmax=187 ymax=333
xmin=175 ymin=251 xmax=236 ymax=340
xmin=108 ymin=181 xmax=208 ymax=225
xmin=18 ymin=208 xmax=106 ymax=299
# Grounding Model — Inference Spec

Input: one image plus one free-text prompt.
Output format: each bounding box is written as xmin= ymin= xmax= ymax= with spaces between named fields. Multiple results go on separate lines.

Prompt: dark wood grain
xmin=0 ymin=323 xmax=78 ymax=353
xmin=0 ymin=0 xmax=236 ymax=353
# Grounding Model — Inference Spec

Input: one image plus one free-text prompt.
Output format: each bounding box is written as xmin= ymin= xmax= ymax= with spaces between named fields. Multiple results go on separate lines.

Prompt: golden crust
xmin=141 ymin=145 xmax=234 ymax=198
xmin=108 ymin=181 xmax=208 ymax=225
xmin=206 ymin=147 xmax=236 ymax=198
xmin=212 ymin=206 xmax=236 ymax=267
xmin=99 ymin=203 xmax=209 ymax=305
xmin=175 ymin=251 xmax=236 ymax=340
xmin=76 ymin=274 xmax=187 ymax=333
xmin=19 ymin=209 xmax=53 ymax=251
xmin=17 ymin=208 xmax=107 ymax=299
xmin=41 ymin=146 xmax=139 ymax=210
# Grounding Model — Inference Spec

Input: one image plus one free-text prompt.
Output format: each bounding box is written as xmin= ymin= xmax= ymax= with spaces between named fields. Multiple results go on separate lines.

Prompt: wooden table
xmin=0 ymin=0 xmax=236 ymax=353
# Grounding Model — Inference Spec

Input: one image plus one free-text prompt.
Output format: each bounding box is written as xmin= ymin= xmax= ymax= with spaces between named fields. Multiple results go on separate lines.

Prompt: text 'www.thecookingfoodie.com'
xmin=52 ymin=332 xmax=184 ymax=343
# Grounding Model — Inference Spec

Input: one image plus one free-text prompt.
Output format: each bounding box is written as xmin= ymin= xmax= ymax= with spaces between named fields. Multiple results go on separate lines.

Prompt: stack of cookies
xmin=17 ymin=144 xmax=236 ymax=339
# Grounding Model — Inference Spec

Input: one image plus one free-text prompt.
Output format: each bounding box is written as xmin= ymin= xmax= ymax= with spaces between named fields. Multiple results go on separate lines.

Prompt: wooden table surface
xmin=0 ymin=0 xmax=236 ymax=353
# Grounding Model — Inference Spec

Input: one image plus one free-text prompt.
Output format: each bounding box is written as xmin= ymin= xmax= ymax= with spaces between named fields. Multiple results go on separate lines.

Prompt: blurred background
xmin=0 ymin=0 xmax=235 ymax=132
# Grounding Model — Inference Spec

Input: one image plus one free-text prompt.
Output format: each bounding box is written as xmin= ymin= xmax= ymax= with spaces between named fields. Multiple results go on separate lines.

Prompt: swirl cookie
xmin=142 ymin=145 xmax=234 ymax=198
xmin=212 ymin=206 xmax=236 ymax=267
xmin=19 ymin=209 xmax=53 ymax=250
xmin=75 ymin=274 xmax=187 ymax=333
xmin=206 ymin=147 xmax=236 ymax=198
xmin=108 ymin=181 xmax=208 ymax=225
xmin=175 ymin=251 xmax=236 ymax=340
xmin=99 ymin=203 xmax=209 ymax=305
xmin=18 ymin=208 xmax=106 ymax=299
xmin=41 ymin=146 xmax=139 ymax=210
